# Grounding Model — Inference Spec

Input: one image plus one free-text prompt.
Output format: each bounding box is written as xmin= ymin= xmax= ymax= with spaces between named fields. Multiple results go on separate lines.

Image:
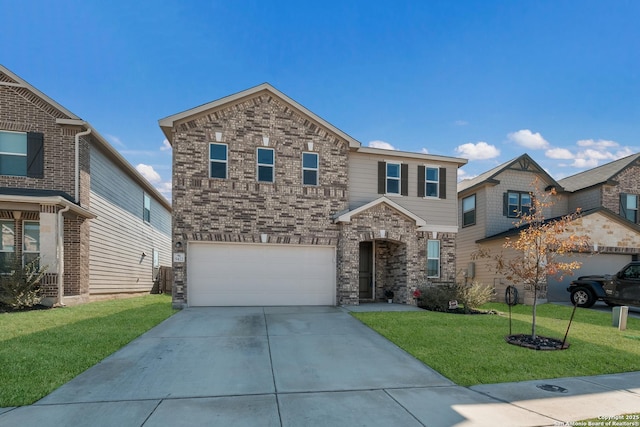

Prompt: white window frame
xmin=0 ymin=220 xmax=15 ymax=272
xmin=462 ymin=194 xmax=476 ymax=227
xmin=427 ymin=239 xmax=440 ymax=278
xmin=22 ymin=220 xmax=40 ymax=268
xmin=386 ymin=162 xmax=401 ymax=195
xmin=209 ymin=142 xmax=228 ymax=179
xmin=0 ymin=130 xmax=27 ymax=177
xmin=257 ymin=147 xmax=275 ymax=183
xmin=143 ymin=193 xmax=151 ymax=223
xmin=425 ymin=166 xmax=439 ymax=198
xmin=302 ymin=152 xmax=319 ymax=186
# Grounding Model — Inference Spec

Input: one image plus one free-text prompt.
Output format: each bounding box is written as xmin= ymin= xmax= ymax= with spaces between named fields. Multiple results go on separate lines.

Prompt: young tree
xmin=474 ymin=179 xmax=591 ymax=339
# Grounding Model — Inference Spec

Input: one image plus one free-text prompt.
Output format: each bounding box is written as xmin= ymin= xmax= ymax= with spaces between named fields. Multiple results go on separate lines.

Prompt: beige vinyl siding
xmin=348 ymin=151 xmax=459 ymax=227
xmin=89 ymin=192 xmax=171 ymax=294
xmin=457 ymin=187 xmax=488 ymax=285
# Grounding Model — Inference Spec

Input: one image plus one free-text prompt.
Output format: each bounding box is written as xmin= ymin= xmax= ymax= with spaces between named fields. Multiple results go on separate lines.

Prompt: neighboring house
xmin=457 ymin=153 xmax=640 ymax=304
xmin=0 ymin=65 xmax=171 ymax=306
xmin=159 ymin=83 xmax=466 ymax=308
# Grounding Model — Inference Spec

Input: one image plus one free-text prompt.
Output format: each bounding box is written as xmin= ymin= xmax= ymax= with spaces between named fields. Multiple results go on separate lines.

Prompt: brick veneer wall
xmin=602 ymin=164 xmax=640 ymax=216
xmin=171 ymin=92 xmax=350 ymax=307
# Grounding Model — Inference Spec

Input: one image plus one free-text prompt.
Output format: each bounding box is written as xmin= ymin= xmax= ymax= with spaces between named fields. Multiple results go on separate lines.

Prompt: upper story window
xmin=386 ymin=162 xmax=401 ymax=194
xmin=257 ymin=147 xmax=274 ymax=183
xmin=302 ymin=152 xmax=319 ymax=186
xmin=0 ymin=131 xmax=44 ymax=178
xmin=504 ymin=191 xmax=532 ymax=218
xmin=0 ymin=220 xmax=15 ymax=273
xmin=462 ymin=194 xmax=476 ymax=227
xmin=210 ymin=143 xmax=227 ymax=179
xmin=621 ymin=193 xmax=639 ymax=223
xmin=425 ymin=167 xmax=439 ymax=198
xmin=23 ymin=221 xmax=40 ymax=268
xmin=143 ymin=193 xmax=151 ymax=223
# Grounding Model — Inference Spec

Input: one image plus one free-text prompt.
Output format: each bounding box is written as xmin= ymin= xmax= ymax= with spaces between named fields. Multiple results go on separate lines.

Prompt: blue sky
xmin=2 ymin=0 xmax=639 ymax=200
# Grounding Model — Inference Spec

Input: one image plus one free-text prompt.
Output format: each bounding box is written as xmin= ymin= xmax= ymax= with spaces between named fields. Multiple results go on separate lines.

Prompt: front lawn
xmin=353 ymin=303 xmax=640 ymax=386
xmin=0 ymin=295 xmax=176 ymax=407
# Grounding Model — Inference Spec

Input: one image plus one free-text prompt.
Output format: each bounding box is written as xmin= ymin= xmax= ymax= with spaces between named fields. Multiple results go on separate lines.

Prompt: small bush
xmin=415 ymin=283 xmax=456 ymax=311
xmin=0 ymin=258 xmax=47 ymax=310
xmin=456 ymin=281 xmax=494 ymax=313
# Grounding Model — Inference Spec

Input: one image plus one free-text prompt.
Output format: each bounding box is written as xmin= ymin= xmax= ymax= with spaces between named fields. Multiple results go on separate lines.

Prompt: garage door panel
xmin=188 ymin=243 xmax=336 ymax=306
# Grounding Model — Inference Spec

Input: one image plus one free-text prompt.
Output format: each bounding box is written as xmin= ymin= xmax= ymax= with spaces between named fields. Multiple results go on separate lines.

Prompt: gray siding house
xmin=0 ymin=64 xmax=171 ymax=305
xmin=159 ymin=83 xmax=466 ymax=308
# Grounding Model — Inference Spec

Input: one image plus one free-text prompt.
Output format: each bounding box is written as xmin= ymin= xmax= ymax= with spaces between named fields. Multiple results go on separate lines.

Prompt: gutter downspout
xmin=74 ymin=127 xmax=92 ymax=204
xmin=56 ymin=205 xmax=71 ymax=306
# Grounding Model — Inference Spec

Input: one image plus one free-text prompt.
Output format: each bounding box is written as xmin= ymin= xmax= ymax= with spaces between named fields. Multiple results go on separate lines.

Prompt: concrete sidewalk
xmin=1 ymin=304 xmax=639 ymax=426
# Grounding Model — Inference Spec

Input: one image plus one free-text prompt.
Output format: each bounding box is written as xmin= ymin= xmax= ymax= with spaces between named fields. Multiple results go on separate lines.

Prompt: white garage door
xmin=547 ymin=253 xmax=633 ymax=302
xmin=187 ymin=243 xmax=336 ymax=306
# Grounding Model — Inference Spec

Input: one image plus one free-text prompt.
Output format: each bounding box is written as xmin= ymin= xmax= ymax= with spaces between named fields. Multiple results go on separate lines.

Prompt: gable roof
xmin=0 ymin=64 xmax=171 ymax=211
xmin=477 ymin=206 xmax=640 ymax=243
xmin=558 ymin=153 xmax=640 ymax=192
xmin=334 ymin=197 xmax=427 ymax=226
xmin=457 ymin=153 xmax=562 ymax=195
xmin=159 ymin=83 xmax=362 ymax=149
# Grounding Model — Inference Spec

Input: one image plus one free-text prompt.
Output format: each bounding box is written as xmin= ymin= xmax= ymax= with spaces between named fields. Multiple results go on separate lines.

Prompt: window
xmin=505 ymin=191 xmax=532 ymax=218
xmin=23 ymin=221 xmax=40 ymax=268
xmin=0 ymin=131 xmax=27 ymax=176
xmin=302 ymin=152 xmax=319 ymax=186
xmin=210 ymin=143 xmax=227 ymax=179
xmin=425 ymin=167 xmax=439 ymax=198
xmin=143 ymin=194 xmax=151 ymax=223
xmin=0 ymin=131 xmax=44 ymax=178
xmin=427 ymin=240 xmax=440 ymax=278
xmin=621 ymin=193 xmax=639 ymax=223
xmin=462 ymin=194 xmax=476 ymax=227
xmin=257 ymin=147 xmax=274 ymax=183
xmin=0 ymin=220 xmax=15 ymax=273
xmin=386 ymin=162 xmax=401 ymax=194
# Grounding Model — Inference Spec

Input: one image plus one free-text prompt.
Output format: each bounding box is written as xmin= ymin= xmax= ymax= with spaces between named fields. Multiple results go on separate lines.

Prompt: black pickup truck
xmin=567 ymin=261 xmax=640 ymax=308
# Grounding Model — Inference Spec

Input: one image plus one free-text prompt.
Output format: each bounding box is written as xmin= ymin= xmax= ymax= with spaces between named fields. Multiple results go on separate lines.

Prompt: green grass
xmin=353 ymin=303 xmax=640 ymax=386
xmin=0 ymin=294 xmax=176 ymax=407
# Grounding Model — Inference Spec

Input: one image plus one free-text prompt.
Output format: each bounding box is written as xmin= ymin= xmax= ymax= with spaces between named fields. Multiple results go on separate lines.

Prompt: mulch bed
xmin=0 ymin=304 xmax=52 ymax=314
xmin=506 ymin=334 xmax=570 ymax=350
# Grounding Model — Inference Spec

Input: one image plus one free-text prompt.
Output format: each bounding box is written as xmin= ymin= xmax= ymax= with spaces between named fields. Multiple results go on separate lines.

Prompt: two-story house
xmin=457 ymin=153 xmax=640 ymax=304
xmin=159 ymin=83 xmax=466 ymax=308
xmin=0 ymin=64 xmax=172 ymax=306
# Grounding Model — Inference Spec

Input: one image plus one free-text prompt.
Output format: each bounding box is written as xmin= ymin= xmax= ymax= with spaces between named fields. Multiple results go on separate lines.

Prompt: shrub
xmin=0 ymin=258 xmax=47 ymax=310
xmin=415 ymin=283 xmax=456 ymax=311
xmin=456 ymin=281 xmax=494 ymax=313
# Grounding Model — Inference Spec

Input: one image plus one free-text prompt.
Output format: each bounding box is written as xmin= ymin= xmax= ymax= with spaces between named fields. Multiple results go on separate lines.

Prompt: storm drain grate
xmin=537 ymin=384 xmax=568 ymax=393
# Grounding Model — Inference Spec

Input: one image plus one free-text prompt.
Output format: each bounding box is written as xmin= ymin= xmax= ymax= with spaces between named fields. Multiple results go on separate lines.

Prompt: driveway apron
xmin=1 ymin=305 xmax=561 ymax=426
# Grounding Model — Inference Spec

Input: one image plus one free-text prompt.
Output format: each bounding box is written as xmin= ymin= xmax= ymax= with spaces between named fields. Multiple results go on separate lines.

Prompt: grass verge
xmin=0 ymin=294 xmax=176 ymax=407
xmin=352 ymin=303 xmax=640 ymax=386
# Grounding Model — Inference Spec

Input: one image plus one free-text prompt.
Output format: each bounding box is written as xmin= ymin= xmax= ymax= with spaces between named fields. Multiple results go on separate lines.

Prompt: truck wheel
xmin=571 ymin=287 xmax=595 ymax=308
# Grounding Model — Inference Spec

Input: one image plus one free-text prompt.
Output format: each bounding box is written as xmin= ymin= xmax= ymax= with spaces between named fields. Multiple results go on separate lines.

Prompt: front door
xmin=359 ymin=241 xmax=373 ymax=299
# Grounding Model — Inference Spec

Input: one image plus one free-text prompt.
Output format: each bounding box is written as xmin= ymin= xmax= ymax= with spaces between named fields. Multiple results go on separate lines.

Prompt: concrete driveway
xmin=2 ymin=305 xmax=639 ymax=426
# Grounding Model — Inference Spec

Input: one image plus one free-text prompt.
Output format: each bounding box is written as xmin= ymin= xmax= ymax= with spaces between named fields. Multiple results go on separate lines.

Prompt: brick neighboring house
xmin=457 ymin=153 xmax=640 ymax=304
xmin=159 ymin=83 xmax=466 ymax=308
xmin=0 ymin=65 xmax=172 ymax=306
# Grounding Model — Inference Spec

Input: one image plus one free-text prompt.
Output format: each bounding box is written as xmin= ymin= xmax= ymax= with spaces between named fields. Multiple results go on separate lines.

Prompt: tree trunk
xmin=531 ymin=284 xmax=538 ymax=338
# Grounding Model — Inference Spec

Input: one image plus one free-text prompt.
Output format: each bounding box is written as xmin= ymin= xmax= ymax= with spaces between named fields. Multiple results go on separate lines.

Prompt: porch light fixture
xmin=261 ymin=233 xmax=268 ymax=243
xmin=380 ymin=230 xmax=386 ymax=238
xmin=215 ymin=132 xmax=222 ymax=142
xmin=262 ymin=136 xmax=270 ymax=146
xmin=175 ymin=241 xmax=182 ymax=250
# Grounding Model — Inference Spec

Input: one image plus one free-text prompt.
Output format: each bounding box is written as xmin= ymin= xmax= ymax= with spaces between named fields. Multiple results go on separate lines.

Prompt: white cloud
xmin=454 ymin=142 xmax=500 ymax=160
xmin=571 ymin=158 xmax=600 ymax=169
xmin=576 ymin=139 xmax=618 ymax=149
xmin=507 ymin=129 xmax=550 ymax=150
xmin=420 ymin=148 xmax=429 ymax=154
xmin=136 ymin=163 xmax=162 ymax=184
xmin=368 ymin=140 xmax=396 ymax=150
xmin=105 ymin=134 xmax=125 ymax=148
xmin=160 ymin=139 xmax=172 ymax=151
xmin=457 ymin=168 xmax=477 ymax=182
xmin=454 ymin=120 xmax=469 ymax=126
xmin=545 ymin=148 xmax=574 ymax=160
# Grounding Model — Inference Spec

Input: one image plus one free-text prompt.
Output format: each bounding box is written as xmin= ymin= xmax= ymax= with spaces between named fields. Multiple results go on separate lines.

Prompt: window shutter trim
xmin=503 ymin=192 xmax=508 ymax=216
xmin=439 ymin=167 xmax=446 ymax=199
xmin=26 ymin=132 xmax=44 ymax=178
xmin=620 ymin=193 xmax=629 ymax=219
xmin=378 ymin=161 xmax=386 ymax=194
xmin=417 ymin=165 xmax=425 ymax=197
xmin=401 ymin=164 xmax=409 ymax=196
